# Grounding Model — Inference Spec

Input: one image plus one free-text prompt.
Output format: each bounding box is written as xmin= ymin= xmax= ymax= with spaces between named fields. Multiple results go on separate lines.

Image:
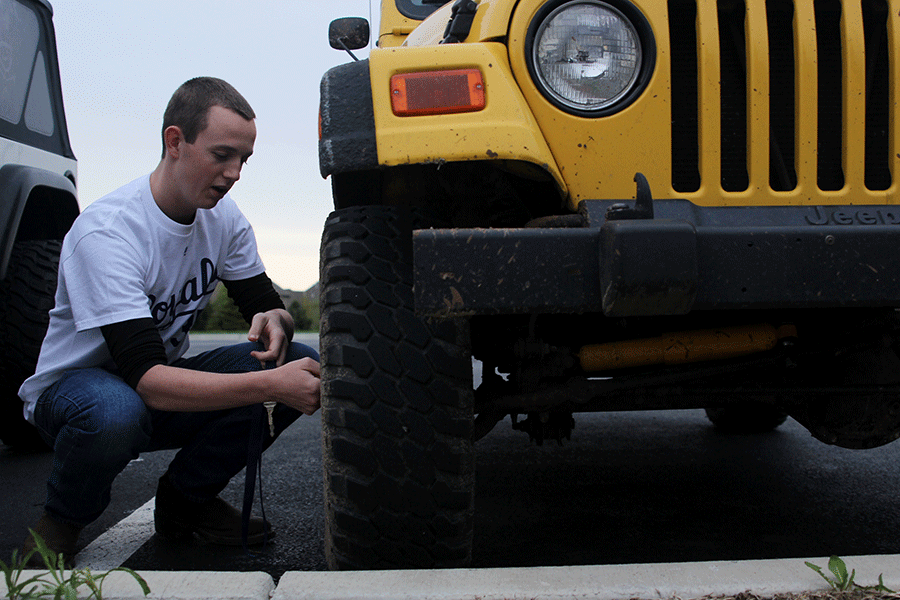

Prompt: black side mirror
xmin=329 ymin=18 xmax=370 ymax=57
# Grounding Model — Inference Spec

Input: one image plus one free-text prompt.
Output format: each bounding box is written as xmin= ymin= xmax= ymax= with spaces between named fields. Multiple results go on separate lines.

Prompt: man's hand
xmin=270 ymin=357 xmax=321 ymax=415
xmin=248 ymin=308 xmax=294 ymax=366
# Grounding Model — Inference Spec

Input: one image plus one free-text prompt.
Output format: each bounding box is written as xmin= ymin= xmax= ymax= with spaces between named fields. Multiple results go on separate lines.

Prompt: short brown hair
xmin=161 ymin=77 xmax=256 ymax=158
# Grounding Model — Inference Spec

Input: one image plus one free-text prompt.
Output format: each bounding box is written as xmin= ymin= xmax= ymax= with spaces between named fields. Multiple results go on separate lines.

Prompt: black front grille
xmin=668 ymin=0 xmax=892 ymax=195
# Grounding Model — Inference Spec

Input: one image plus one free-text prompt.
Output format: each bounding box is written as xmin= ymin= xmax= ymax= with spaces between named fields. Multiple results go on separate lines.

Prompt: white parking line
xmin=73 ymin=498 xmax=155 ymax=570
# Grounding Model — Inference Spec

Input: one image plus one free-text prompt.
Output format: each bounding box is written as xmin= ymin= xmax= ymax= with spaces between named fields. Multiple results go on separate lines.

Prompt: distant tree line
xmin=193 ymin=283 xmax=319 ymax=332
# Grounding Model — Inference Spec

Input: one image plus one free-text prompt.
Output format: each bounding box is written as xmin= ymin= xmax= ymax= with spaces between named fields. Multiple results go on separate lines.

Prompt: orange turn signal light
xmin=390 ymin=69 xmax=485 ymax=116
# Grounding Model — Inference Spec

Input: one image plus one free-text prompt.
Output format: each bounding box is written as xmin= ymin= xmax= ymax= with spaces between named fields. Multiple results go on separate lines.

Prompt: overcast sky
xmin=48 ymin=0 xmax=380 ymax=292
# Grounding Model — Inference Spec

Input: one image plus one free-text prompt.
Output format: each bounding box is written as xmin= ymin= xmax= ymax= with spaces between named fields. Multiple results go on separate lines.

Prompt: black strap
xmin=242 ymin=401 xmax=269 ymax=553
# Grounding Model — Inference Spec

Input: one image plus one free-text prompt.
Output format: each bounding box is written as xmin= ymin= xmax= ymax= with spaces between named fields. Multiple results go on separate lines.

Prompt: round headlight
xmin=529 ymin=1 xmax=650 ymax=115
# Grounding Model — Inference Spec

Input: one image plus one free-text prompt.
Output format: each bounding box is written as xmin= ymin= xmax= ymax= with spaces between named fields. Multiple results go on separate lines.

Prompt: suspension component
xmin=578 ymin=324 xmax=797 ymax=372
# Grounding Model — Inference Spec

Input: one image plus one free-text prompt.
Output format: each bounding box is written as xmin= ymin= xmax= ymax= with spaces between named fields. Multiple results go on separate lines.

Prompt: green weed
xmin=1 ymin=529 xmax=149 ymax=600
xmin=805 ymin=556 xmax=895 ymax=593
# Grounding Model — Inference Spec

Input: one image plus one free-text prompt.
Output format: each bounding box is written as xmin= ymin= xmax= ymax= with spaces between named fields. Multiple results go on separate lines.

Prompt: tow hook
xmin=606 ymin=173 xmax=654 ymax=220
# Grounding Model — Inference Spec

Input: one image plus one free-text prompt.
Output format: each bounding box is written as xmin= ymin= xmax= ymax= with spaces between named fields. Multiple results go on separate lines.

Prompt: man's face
xmin=171 ymin=105 xmax=256 ymax=220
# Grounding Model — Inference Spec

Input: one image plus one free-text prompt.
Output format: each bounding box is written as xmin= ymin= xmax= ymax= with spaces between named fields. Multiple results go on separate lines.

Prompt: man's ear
xmin=163 ymin=125 xmax=184 ymax=158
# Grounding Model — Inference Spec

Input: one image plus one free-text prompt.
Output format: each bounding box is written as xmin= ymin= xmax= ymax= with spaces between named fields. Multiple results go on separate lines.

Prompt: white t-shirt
xmin=19 ymin=174 xmax=266 ymax=423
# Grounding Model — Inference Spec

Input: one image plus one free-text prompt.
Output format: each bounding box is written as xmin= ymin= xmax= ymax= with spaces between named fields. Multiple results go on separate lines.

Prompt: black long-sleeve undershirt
xmin=100 ymin=273 xmax=285 ymax=389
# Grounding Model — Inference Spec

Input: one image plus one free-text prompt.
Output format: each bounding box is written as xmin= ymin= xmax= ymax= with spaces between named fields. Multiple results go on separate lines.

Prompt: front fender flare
xmin=319 ymin=59 xmax=378 ymax=179
xmin=0 ymin=164 xmax=77 ymax=279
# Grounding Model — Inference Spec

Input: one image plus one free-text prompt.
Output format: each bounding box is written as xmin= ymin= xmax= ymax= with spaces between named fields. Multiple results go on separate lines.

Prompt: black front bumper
xmin=413 ymin=199 xmax=900 ymax=317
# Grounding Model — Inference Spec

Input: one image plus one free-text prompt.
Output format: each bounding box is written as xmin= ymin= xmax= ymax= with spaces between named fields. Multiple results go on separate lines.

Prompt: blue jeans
xmin=33 ymin=341 xmax=319 ymax=527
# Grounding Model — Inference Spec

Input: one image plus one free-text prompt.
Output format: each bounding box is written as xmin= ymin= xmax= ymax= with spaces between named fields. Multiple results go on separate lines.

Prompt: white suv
xmin=0 ymin=0 xmax=79 ymax=450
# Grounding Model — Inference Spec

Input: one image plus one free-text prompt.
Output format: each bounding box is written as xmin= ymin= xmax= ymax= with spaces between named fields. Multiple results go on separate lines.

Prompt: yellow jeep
xmin=318 ymin=0 xmax=899 ymax=570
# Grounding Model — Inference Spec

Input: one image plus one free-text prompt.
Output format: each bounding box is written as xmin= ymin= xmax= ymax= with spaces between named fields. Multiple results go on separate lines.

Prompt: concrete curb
xmin=5 ymin=555 xmax=898 ymax=600
xmin=2 ymin=570 xmax=274 ymax=600
xmin=273 ymin=556 xmax=900 ymax=600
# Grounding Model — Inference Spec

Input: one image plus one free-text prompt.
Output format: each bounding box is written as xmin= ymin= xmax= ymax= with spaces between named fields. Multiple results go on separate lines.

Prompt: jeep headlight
xmin=529 ymin=0 xmax=653 ymax=116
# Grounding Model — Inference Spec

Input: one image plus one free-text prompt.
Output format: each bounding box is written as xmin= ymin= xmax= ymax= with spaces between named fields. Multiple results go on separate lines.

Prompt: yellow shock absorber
xmin=578 ymin=324 xmax=797 ymax=372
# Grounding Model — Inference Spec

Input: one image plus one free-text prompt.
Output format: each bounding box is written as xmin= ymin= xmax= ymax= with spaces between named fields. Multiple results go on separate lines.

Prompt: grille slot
xmin=668 ymin=0 xmax=893 ymax=196
xmin=718 ymin=0 xmax=749 ymax=192
xmin=767 ymin=0 xmax=796 ymax=191
xmin=816 ymin=0 xmax=843 ymax=191
xmin=669 ymin=0 xmax=700 ymax=193
xmin=863 ymin=0 xmax=891 ymax=190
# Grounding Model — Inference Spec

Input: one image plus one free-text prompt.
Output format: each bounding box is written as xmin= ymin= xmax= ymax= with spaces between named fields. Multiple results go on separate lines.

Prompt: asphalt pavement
xmin=3 ymin=333 xmax=900 ymax=598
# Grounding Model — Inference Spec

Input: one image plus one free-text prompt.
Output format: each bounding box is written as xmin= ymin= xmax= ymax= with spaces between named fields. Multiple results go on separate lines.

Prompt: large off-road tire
xmin=319 ymin=206 xmax=475 ymax=570
xmin=705 ymin=403 xmax=788 ymax=434
xmin=0 ymin=240 xmax=61 ymax=451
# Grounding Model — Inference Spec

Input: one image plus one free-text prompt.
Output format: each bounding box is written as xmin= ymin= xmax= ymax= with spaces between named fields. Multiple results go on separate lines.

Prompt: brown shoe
xmin=154 ymin=474 xmax=273 ymax=546
xmin=21 ymin=513 xmax=83 ymax=568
